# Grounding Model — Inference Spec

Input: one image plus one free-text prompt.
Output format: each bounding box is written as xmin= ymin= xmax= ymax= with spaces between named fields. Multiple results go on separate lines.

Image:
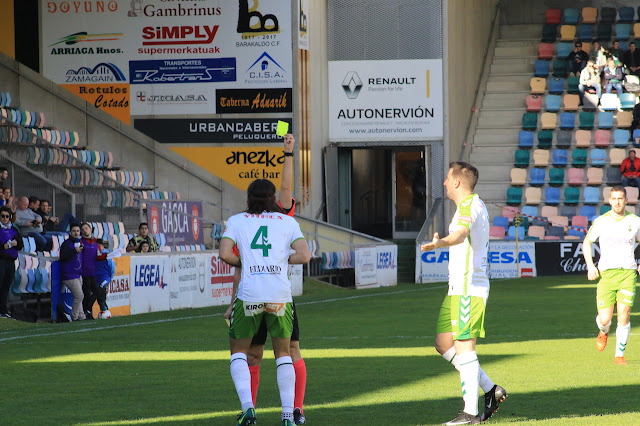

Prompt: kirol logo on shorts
xmin=243 ymin=302 xmax=286 ymax=316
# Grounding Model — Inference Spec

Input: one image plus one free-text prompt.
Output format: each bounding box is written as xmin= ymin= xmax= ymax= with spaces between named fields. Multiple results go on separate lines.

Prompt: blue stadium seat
xmin=545 ymin=187 xmax=561 ymax=205
xmin=618 ymin=7 xmax=635 ymax=22
xmin=506 ymin=226 xmax=525 ymax=241
xmin=529 ymin=167 xmax=546 ymax=186
xmin=518 ymin=130 xmax=535 ymax=148
xmin=559 ymin=112 xmax=575 ymax=129
xmin=522 ymin=206 xmax=538 ymax=219
xmin=597 ymin=111 xmax=614 ymax=129
xmin=577 ymin=24 xmax=595 ymax=41
xmin=563 ymin=8 xmax=579 ymax=24
xmin=583 ymin=187 xmax=600 ymax=204
xmin=633 ymin=129 xmax=640 ymax=146
xmin=561 ymin=205 xmax=577 ymax=220
xmin=548 ymin=77 xmax=565 ymax=94
xmin=568 ymin=226 xmax=587 ymax=237
xmin=556 ymin=43 xmax=572 ymax=58
xmin=614 ymin=129 xmax=630 ymax=147
xmin=615 ymin=23 xmax=631 ymax=39
xmin=534 ymin=60 xmax=551 ymax=77
xmin=545 ymin=94 xmax=562 ymax=112
xmin=620 ymin=93 xmax=637 ymax=110
xmin=580 ymin=205 xmax=597 ymax=222
xmin=493 ymin=216 xmax=509 ymax=232
xmin=606 ymin=167 xmax=622 ymax=185
xmin=590 ymin=149 xmax=607 ymax=166
xmin=552 ymin=149 xmax=568 ymax=167
xmin=546 ymin=226 xmax=566 ymax=238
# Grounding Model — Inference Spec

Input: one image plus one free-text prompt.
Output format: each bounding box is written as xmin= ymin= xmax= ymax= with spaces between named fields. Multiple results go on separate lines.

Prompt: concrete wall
xmin=446 ymin=0 xmax=500 ymax=165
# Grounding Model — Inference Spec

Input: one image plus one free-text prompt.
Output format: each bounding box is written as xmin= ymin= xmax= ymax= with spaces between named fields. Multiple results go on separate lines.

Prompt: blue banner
xmin=129 ymin=58 xmax=236 ymax=84
xmin=147 ymin=201 xmax=205 ymax=247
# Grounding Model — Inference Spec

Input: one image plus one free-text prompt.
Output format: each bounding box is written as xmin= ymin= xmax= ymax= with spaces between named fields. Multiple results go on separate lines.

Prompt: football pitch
xmin=1 ymin=275 xmax=640 ymax=425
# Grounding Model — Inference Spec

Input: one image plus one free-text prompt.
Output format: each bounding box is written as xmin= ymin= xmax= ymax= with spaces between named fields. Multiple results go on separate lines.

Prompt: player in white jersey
xmin=583 ymin=186 xmax=640 ymax=365
xmin=421 ymin=162 xmax=506 ymax=425
xmin=220 ymin=179 xmax=311 ymax=426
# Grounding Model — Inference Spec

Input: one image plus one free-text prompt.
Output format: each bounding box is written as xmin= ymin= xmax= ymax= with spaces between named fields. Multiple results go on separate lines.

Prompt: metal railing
xmin=416 ymin=197 xmax=443 ymax=244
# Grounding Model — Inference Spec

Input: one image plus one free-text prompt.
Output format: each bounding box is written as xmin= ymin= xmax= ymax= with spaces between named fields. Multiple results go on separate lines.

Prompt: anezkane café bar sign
xmin=170 ymin=147 xmax=286 ymax=190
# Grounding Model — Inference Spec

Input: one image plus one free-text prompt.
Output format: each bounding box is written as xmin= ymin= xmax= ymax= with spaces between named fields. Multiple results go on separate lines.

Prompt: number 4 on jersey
xmin=251 ymin=226 xmax=271 ymax=257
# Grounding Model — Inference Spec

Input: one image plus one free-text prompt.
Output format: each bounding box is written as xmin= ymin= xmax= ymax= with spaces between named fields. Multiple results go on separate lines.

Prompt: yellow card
xmin=225 ymin=318 xmax=230 ymax=327
xmin=276 ymin=120 xmax=289 ymax=137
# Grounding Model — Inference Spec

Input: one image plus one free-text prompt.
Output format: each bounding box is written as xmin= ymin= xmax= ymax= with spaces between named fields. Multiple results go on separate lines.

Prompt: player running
xmin=220 ymin=178 xmax=310 ymax=426
xmin=583 ymin=186 xmax=640 ymax=365
xmin=224 ymin=134 xmax=308 ymax=424
xmin=421 ymin=162 xmax=507 ymax=425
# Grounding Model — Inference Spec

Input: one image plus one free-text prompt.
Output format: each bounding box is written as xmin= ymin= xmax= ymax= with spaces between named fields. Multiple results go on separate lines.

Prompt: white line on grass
xmin=0 ymin=285 xmax=447 ymax=342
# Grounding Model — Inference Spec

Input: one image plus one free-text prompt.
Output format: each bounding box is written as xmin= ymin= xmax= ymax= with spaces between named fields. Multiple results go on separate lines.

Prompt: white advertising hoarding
xmin=130 ymin=255 xmax=171 ymax=314
xmin=355 ymin=245 xmax=398 ymax=288
xmin=328 ymin=59 xmax=443 ymax=141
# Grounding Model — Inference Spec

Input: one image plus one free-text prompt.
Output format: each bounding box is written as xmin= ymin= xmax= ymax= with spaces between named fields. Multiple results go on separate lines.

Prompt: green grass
xmin=1 ymin=276 xmax=640 ymax=425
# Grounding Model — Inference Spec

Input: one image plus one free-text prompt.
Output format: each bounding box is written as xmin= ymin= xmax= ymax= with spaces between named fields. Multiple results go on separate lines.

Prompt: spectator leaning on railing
xmin=0 ymin=206 xmax=23 ymax=318
xmin=15 ymin=196 xmax=48 ymax=251
xmin=126 ymin=222 xmax=159 ymax=253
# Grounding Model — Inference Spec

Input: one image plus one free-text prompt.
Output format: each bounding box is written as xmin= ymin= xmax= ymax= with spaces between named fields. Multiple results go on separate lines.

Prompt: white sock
xmin=616 ymin=322 xmax=631 ymax=358
xmin=442 ymin=346 xmax=494 ymax=393
xmin=458 ymin=351 xmax=480 ymax=416
xmin=596 ymin=315 xmax=611 ymax=334
xmin=230 ymin=353 xmax=253 ymax=412
xmin=276 ymin=356 xmax=295 ymax=420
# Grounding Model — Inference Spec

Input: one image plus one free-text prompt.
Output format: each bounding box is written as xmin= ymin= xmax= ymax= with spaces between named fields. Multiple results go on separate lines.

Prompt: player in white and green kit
xmin=421 ymin=162 xmax=506 ymax=425
xmin=583 ymin=186 xmax=640 ymax=365
xmin=220 ymin=179 xmax=311 ymax=426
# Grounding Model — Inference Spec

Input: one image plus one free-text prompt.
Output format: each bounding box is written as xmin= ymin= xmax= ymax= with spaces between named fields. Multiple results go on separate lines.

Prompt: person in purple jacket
xmin=80 ymin=222 xmax=99 ymax=320
xmin=0 ymin=206 xmax=23 ymax=318
xmin=59 ymin=223 xmax=84 ymax=321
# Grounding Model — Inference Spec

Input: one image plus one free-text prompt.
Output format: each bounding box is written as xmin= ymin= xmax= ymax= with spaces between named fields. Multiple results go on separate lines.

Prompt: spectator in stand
xmin=15 ymin=196 xmax=47 ymax=251
xmin=80 ymin=222 xmax=99 ymax=320
xmin=140 ymin=241 xmax=150 ymax=253
xmin=568 ymin=41 xmax=590 ymax=76
xmin=608 ymin=40 xmax=625 ymax=66
xmin=35 ymin=199 xmax=78 ymax=235
xmin=6 ymin=196 xmax=17 ymax=223
xmin=579 ymin=61 xmax=602 ymax=105
xmin=59 ymin=223 xmax=85 ymax=321
xmin=624 ymin=42 xmax=640 ymax=77
xmin=0 ymin=206 xmax=22 ymax=318
xmin=621 ymin=150 xmax=640 ymax=187
xmin=0 ymin=167 xmax=8 ymax=188
xmin=94 ymin=238 xmax=115 ymax=316
xmin=3 ymin=187 xmax=10 ymax=201
xmin=604 ymin=58 xmax=625 ymax=94
xmin=28 ymin=196 xmax=40 ymax=213
xmin=590 ymin=40 xmax=608 ymax=74
xmin=126 ymin=222 xmax=159 ymax=253
xmin=631 ymin=102 xmax=640 ymax=138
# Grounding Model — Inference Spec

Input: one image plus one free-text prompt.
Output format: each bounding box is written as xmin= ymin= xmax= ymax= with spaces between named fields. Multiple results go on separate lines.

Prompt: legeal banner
xmin=417 ymin=241 xmax=537 ymax=283
xmin=130 ymin=255 xmax=170 ymax=314
xmin=41 ymin=0 xmax=293 ymax=119
xmin=147 ymin=200 xmax=204 ymax=246
xmin=328 ymin=59 xmax=443 ymax=141
xmin=354 ymin=245 xmax=398 ymax=288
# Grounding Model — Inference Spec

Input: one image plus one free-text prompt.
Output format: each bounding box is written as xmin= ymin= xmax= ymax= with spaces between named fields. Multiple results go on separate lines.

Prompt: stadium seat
xmin=515 ymin=149 xmax=530 ymax=167
xmin=606 ymin=167 xmax=622 ymax=185
xmin=527 ymin=95 xmax=543 ymax=112
xmin=575 ymin=129 xmax=592 ymax=147
xmin=594 ymin=129 xmax=611 ymax=147
xmin=542 ymin=24 xmax=558 ymax=43
xmin=525 ymin=187 xmax=542 ymax=205
xmin=550 ymin=215 xmax=569 ymax=228
xmin=545 ymin=187 xmax=561 ymax=205
xmin=507 ymin=226 xmax=525 ymax=240
xmin=563 ymin=94 xmax=580 ymax=111
xmin=634 ymin=129 xmax=640 ymax=146
xmin=617 ymin=111 xmax=633 ymax=128
xmin=567 ymin=76 xmax=580 ymax=94
xmin=533 ymin=149 xmax=550 ymax=166
xmin=546 ymin=226 xmax=565 ymax=239
xmin=529 ymin=167 xmax=546 ymax=186
xmin=613 ymin=129 xmax=630 ymax=147
xmin=510 ymin=168 xmax=526 ymax=185
xmin=552 ymin=59 xmax=569 ymax=77
xmin=527 ymin=225 xmax=546 ymax=239
xmin=596 ymin=23 xmax=612 ymax=41
xmin=600 ymin=204 xmax=611 ymax=215
xmin=600 ymin=94 xmax=620 ymax=111
xmin=493 ymin=216 xmax=509 ymax=232
xmin=567 ymin=226 xmax=587 ymax=238
xmin=538 ymin=43 xmax=554 ymax=60
xmin=556 ymin=130 xmax=572 ymax=149
xmin=564 ymin=187 xmax=581 ymax=204
xmin=619 ymin=7 xmax=635 ymax=22
xmin=552 ymin=149 xmax=568 ymax=167
xmin=615 ymin=23 xmax=631 ymax=40
xmin=522 ymin=205 xmax=538 ymax=219
xmin=587 ymin=167 xmax=604 ymax=185
xmin=567 ymin=168 xmax=584 ymax=185
xmin=635 ymin=23 xmax=640 ymax=38
xmin=600 ymin=7 xmax=616 ymax=23
xmin=609 ymin=148 xmax=626 ymax=165
xmin=626 ymin=186 xmax=639 ymax=204
xmin=556 ymin=43 xmax=572 ymax=59
xmin=530 ymin=77 xmax=547 ymax=94
xmin=580 ymin=205 xmax=597 ymax=222
xmin=579 ymin=111 xmax=595 ymax=129
xmin=590 ymin=149 xmax=607 ymax=167
xmin=541 ymin=112 xmax=558 ymax=129
xmin=546 ymin=168 xmax=563 ymax=186
xmin=541 ymin=205 xmax=558 ymax=218
xmin=545 ymin=94 xmax=562 ymax=112
xmin=572 ymin=149 xmax=588 ymax=167
xmin=597 ymin=111 xmax=614 ymax=129
xmin=538 ymin=130 xmax=553 ymax=149
xmin=502 ymin=206 xmax=518 ymax=222
xmin=489 ymin=225 xmax=506 ymax=239
xmin=546 ymin=8 xmax=561 ymax=25
xmin=558 ymin=112 xmax=575 ymax=129
xmin=580 ymin=7 xmax=596 ymax=23
xmin=561 ymin=205 xmax=577 ymax=219
xmin=534 ymin=60 xmax=551 ymax=78
xmin=507 ymin=187 xmax=523 ymax=205
xmin=620 ymin=93 xmax=637 ymax=110
xmin=584 ymin=187 xmax=600 ymax=204
xmin=523 ymin=112 xmax=538 ymax=130
xmin=577 ymin=24 xmax=595 ymax=41
xmin=560 ymin=25 xmax=576 ymax=41
xmin=603 ymin=186 xmax=612 ymax=203
xmin=519 ymin=130 xmax=535 ymax=148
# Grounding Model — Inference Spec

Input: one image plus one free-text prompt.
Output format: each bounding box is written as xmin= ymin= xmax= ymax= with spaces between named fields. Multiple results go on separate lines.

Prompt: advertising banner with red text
xmin=146 ymin=200 xmax=204 ymax=246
